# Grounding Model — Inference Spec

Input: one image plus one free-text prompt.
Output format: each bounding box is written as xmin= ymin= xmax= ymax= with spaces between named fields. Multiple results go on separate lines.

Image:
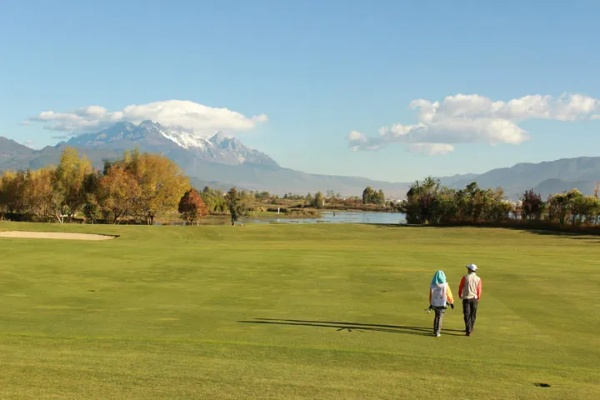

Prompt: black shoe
xmin=466 ymin=331 xmax=471 ymax=336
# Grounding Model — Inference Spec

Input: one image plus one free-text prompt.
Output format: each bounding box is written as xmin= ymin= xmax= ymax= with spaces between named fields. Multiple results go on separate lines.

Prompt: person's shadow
xmin=238 ymin=318 xmax=464 ymax=336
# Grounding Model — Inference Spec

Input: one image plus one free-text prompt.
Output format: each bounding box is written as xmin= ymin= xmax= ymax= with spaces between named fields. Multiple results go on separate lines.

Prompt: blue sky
xmin=1 ymin=0 xmax=600 ymax=183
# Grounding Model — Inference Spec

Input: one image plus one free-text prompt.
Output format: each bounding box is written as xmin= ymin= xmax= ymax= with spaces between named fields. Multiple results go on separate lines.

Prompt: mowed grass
xmin=0 ymin=221 xmax=598 ymax=399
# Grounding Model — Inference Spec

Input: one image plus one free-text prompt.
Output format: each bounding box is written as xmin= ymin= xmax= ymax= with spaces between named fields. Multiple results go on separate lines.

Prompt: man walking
xmin=458 ymin=264 xmax=482 ymax=336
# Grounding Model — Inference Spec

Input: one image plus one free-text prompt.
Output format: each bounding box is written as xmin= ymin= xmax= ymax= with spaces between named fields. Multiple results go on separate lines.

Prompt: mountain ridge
xmin=1 ymin=121 xmax=599 ymax=199
xmin=439 ymin=156 xmax=600 ymax=199
xmin=63 ymin=120 xmax=279 ymax=167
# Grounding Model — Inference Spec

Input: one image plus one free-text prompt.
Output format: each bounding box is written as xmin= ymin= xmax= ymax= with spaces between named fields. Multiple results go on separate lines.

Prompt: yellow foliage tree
xmin=126 ymin=152 xmax=190 ymax=225
xmin=52 ymin=147 xmax=93 ymax=222
xmin=23 ymin=167 xmax=55 ymax=220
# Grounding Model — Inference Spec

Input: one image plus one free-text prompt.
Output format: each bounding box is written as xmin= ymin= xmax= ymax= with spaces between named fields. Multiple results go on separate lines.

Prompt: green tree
xmin=362 ymin=186 xmax=384 ymax=205
xmin=563 ymin=189 xmax=591 ymax=226
xmin=313 ymin=191 xmax=324 ymax=209
xmin=463 ymin=182 xmax=483 ymax=222
xmin=200 ymin=186 xmax=227 ymax=213
xmin=400 ymin=177 xmax=440 ymax=224
xmin=225 ymin=187 xmax=246 ymax=225
xmin=547 ymin=192 xmax=572 ymax=226
xmin=485 ymin=187 xmax=512 ymax=222
xmin=430 ymin=186 xmax=457 ymax=224
xmin=362 ymin=187 xmax=373 ymax=204
xmin=81 ymin=171 xmax=103 ymax=223
xmin=305 ymin=193 xmax=314 ymax=206
xmin=575 ymin=195 xmax=600 ymax=226
xmin=376 ymin=189 xmax=385 ymax=205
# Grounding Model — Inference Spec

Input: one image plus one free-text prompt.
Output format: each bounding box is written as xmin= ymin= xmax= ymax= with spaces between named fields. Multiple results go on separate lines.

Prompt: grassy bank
xmin=0 ymin=222 xmax=598 ymax=399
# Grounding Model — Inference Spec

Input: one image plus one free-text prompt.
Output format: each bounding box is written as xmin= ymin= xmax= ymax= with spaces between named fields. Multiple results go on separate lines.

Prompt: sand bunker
xmin=0 ymin=231 xmax=117 ymax=241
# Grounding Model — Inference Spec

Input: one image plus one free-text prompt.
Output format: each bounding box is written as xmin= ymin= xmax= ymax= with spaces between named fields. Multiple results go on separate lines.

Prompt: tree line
xmin=398 ymin=177 xmax=600 ymax=227
xmin=4 ymin=148 xmax=596 ymax=228
xmin=0 ymin=147 xmax=191 ymax=224
xmin=0 ymin=148 xmax=391 ymax=225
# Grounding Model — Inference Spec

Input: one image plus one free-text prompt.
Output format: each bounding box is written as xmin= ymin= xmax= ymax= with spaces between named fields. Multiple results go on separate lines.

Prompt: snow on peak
xmin=157 ymin=125 xmax=236 ymax=150
xmin=210 ymin=130 xmax=229 ymax=144
xmin=155 ymin=124 xmax=210 ymax=149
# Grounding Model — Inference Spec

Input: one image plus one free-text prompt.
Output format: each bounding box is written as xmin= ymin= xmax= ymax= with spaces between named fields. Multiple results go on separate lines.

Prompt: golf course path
xmin=0 ymin=231 xmax=116 ymax=240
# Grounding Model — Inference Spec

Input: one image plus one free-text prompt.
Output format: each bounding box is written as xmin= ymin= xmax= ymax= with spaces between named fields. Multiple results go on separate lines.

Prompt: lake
xmin=245 ymin=211 xmax=406 ymax=225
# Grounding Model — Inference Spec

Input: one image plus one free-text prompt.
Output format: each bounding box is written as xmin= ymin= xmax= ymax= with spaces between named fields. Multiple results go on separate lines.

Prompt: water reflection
xmin=247 ymin=211 xmax=406 ymax=225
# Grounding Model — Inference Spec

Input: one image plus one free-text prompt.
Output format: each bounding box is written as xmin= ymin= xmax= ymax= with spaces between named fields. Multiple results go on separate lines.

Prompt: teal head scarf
xmin=431 ymin=270 xmax=446 ymax=285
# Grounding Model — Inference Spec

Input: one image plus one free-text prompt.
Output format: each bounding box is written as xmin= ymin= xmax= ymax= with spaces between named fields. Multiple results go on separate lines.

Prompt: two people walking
xmin=428 ymin=264 xmax=482 ymax=337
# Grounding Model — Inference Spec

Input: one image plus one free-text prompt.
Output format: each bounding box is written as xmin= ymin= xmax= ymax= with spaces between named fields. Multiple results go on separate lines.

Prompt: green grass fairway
xmin=1 ymin=222 xmax=598 ymax=399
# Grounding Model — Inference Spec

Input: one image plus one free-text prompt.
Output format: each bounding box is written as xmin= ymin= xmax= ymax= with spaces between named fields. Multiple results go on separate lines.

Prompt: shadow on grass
xmin=238 ymin=318 xmax=465 ymax=336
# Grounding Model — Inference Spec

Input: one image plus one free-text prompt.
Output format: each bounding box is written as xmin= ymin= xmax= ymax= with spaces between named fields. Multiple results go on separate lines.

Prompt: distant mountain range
xmin=439 ymin=157 xmax=600 ymax=200
xmin=1 ymin=121 xmax=599 ymax=200
xmin=0 ymin=121 xmax=410 ymax=197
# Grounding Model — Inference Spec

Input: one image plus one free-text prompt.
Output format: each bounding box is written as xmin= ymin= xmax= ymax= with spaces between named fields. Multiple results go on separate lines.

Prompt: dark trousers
xmin=433 ymin=306 xmax=445 ymax=334
xmin=462 ymin=298 xmax=478 ymax=334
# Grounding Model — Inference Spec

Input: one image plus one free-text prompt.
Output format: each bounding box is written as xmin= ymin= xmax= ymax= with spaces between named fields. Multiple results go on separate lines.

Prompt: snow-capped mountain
xmin=65 ymin=120 xmax=279 ymax=167
xmin=0 ymin=121 xmax=411 ymax=197
xmin=5 ymin=126 xmax=599 ymax=199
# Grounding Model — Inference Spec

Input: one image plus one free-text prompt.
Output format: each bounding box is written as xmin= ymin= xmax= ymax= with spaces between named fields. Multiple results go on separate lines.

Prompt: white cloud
xmin=409 ymin=143 xmax=454 ymax=156
xmin=29 ymin=100 xmax=268 ymax=137
xmin=349 ymin=93 xmax=600 ymax=154
xmin=348 ymin=130 xmax=381 ymax=151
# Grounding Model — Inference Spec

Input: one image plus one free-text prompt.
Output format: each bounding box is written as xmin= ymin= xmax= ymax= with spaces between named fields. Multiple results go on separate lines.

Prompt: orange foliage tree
xmin=178 ymin=188 xmax=209 ymax=225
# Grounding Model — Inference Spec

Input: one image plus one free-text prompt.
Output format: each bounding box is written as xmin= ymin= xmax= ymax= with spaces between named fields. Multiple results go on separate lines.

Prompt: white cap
xmin=466 ymin=263 xmax=478 ymax=271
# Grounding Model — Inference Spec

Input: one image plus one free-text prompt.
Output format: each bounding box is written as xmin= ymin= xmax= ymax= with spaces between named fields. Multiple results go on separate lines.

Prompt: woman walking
xmin=429 ymin=270 xmax=454 ymax=337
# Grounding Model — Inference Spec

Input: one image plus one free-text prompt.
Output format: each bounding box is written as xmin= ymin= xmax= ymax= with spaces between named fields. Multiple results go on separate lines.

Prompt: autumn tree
xmin=124 ymin=151 xmax=190 ymax=225
xmin=51 ymin=147 xmax=93 ymax=223
xmin=22 ymin=167 xmax=55 ymax=221
xmin=0 ymin=170 xmax=27 ymax=217
xmin=97 ymin=162 xmax=140 ymax=224
xmin=178 ymin=189 xmax=209 ymax=225
xmin=520 ymin=189 xmax=545 ymax=221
